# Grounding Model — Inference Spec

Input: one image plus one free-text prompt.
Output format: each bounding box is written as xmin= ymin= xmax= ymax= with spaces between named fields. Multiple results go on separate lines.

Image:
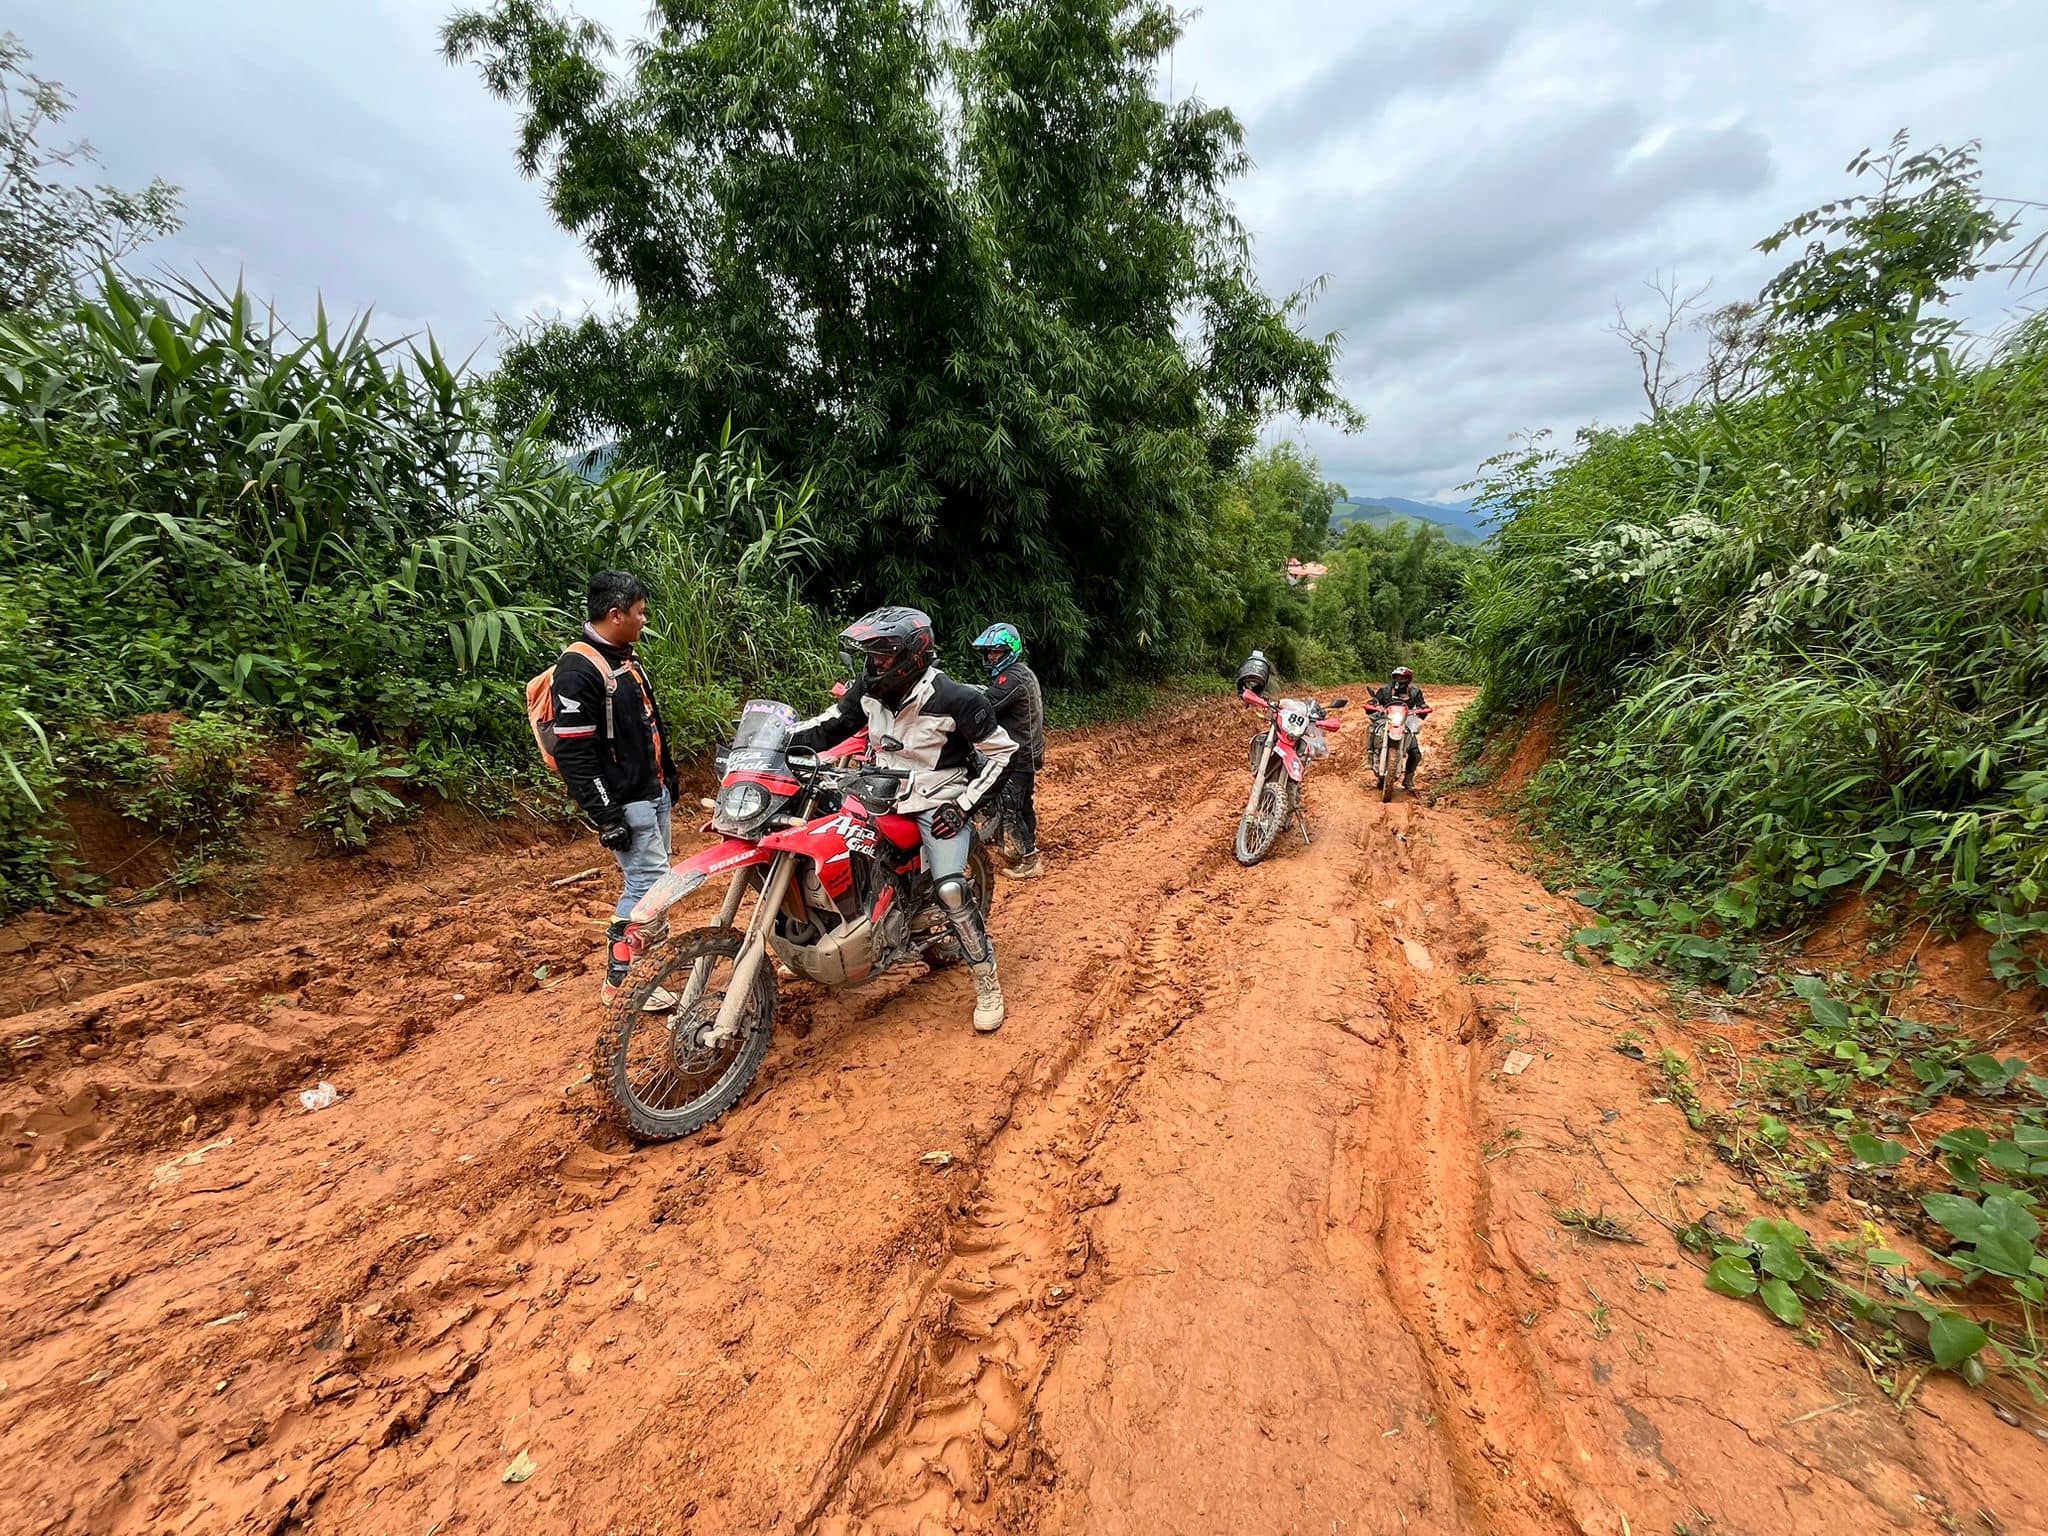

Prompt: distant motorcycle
xmin=1233 ymin=653 xmax=1346 ymax=866
xmin=1365 ymin=698 xmax=1430 ymax=803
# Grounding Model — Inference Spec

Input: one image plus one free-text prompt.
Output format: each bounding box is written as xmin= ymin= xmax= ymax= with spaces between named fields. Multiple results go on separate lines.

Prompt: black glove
xmin=929 ymin=802 xmax=967 ymax=840
xmin=597 ymin=817 xmax=634 ymax=852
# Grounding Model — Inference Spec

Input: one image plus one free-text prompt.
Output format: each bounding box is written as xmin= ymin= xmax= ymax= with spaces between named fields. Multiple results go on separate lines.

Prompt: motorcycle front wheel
xmin=1235 ymin=767 xmax=1289 ymax=866
xmin=595 ymin=924 xmax=778 ymax=1140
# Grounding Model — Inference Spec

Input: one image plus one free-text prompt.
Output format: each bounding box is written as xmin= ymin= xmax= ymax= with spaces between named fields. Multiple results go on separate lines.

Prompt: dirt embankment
xmin=0 ymin=690 xmax=2039 ymax=1535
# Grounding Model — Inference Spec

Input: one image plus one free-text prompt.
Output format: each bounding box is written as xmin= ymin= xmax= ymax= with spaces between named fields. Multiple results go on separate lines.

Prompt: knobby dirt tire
xmin=1235 ymin=767 xmax=1288 ymax=866
xmin=1381 ymin=738 xmax=1399 ymax=803
xmin=595 ymin=924 xmax=777 ymax=1140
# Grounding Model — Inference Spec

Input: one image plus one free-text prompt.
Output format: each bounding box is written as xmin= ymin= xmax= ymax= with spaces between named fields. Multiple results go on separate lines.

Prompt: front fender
xmin=1273 ymin=733 xmax=1304 ymax=783
xmin=629 ymin=837 xmax=772 ymax=927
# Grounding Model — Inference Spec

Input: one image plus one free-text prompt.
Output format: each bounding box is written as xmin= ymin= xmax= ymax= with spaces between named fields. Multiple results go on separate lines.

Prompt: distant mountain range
xmin=1328 ymin=494 xmax=1491 ymax=547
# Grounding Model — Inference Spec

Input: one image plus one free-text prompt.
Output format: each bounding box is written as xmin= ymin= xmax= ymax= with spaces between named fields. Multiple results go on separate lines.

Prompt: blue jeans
xmin=612 ymin=790 xmax=674 ymax=920
xmin=917 ymin=807 xmax=975 ymax=883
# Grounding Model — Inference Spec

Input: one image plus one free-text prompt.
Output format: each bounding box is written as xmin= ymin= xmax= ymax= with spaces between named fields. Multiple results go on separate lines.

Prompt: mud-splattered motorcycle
xmin=1233 ymin=656 xmax=1346 ymax=866
xmin=595 ymin=700 xmax=996 ymax=1140
xmin=1365 ymin=698 xmax=1431 ymax=803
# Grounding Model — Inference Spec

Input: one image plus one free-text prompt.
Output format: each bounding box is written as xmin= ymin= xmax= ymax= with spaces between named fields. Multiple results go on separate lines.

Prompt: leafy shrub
xmin=154 ymin=715 xmax=267 ymax=837
xmin=0 ymin=701 xmax=59 ymax=911
xmin=1464 ymin=140 xmax=2048 ymax=950
xmin=0 ymin=274 xmax=843 ymax=899
xmin=299 ymin=732 xmax=412 ymax=850
xmin=64 ymin=712 xmax=266 ymax=845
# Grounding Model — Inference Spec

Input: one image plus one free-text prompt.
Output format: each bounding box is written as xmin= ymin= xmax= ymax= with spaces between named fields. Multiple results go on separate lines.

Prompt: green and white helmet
xmin=972 ymin=621 xmax=1025 ymax=676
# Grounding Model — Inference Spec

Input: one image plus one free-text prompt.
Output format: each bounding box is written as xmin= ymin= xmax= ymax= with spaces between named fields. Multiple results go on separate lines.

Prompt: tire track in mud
xmin=1341 ymin=800 xmax=1586 ymax=1535
xmin=804 ymin=844 xmax=1239 ymax=1536
xmin=0 ymin=693 xmax=1255 ymax=1536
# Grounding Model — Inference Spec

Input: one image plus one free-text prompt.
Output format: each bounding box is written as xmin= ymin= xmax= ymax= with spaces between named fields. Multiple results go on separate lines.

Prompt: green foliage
xmin=298 ymin=731 xmax=413 ymax=850
xmin=442 ymin=0 xmax=1358 ymax=685
xmin=1173 ymin=448 xmax=1476 ymax=686
xmin=1038 ymin=672 xmax=1232 ymax=733
xmin=0 ymin=34 xmax=181 ymax=315
xmin=1692 ymin=1212 xmax=2042 ymax=1393
xmin=66 ymin=712 xmax=267 ymax=843
xmin=0 ymin=700 xmax=59 ymax=908
xmin=0 ymin=271 xmax=840 ymax=907
xmin=1463 ymin=138 xmax=2048 ymax=961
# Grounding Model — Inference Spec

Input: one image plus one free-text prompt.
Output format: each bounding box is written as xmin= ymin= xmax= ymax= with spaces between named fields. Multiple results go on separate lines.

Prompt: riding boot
xmin=1002 ymin=851 xmax=1045 ymax=880
xmin=971 ymin=959 xmax=1006 ymax=1034
xmin=601 ymin=919 xmax=676 ymax=1013
xmin=942 ymin=898 xmax=1005 ymax=1033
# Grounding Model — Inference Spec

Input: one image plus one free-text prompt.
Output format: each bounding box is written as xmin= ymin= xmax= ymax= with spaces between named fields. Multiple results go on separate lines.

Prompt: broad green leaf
xmin=1846 ymin=1133 xmax=1906 ymax=1166
xmin=1926 ymin=1313 xmax=1989 ymax=1369
xmin=1971 ymin=1225 xmax=2037 ymax=1280
xmin=1758 ymin=1238 xmax=1810 ymax=1282
xmin=1934 ymin=1128 xmax=1991 ymax=1158
xmin=1921 ymin=1192 xmax=1988 ymax=1244
xmin=1705 ymin=1256 xmax=1759 ymax=1298
xmin=1980 ymin=1193 xmax=2041 ymax=1244
xmin=1758 ymin=1277 xmax=1805 ymax=1325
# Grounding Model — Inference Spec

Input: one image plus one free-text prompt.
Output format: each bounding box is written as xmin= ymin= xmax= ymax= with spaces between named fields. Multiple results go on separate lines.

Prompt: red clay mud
xmin=0 ymin=691 xmax=2040 ymax=1535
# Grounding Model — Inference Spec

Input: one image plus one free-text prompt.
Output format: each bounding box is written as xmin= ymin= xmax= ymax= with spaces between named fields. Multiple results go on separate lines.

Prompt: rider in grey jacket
xmin=789 ymin=607 xmax=1017 ymax=1033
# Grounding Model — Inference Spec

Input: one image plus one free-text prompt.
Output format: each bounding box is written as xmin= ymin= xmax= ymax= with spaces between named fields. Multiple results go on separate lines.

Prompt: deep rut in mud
xmin=1 ymin=690 xmax=2043 ymax=1536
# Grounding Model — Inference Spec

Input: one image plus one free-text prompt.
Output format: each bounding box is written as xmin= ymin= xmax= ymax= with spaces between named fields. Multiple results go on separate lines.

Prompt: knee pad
xmin=935 ymin=875 xmax=972 ymax=912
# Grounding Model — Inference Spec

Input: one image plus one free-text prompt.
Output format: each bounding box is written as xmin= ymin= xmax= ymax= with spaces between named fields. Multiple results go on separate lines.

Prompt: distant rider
xmin=789 ymin=608 xmax=1018 ymax=1034
xmin=1370 ymin=665 xmax=1429 ymax=791
xmin=974 ymin=621 xmax=1046 ymax=880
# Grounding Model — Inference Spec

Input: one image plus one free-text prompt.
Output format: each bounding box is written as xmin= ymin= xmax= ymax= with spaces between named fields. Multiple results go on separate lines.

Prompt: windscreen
xmin=730 ymin=700 xmax=797 ymax=753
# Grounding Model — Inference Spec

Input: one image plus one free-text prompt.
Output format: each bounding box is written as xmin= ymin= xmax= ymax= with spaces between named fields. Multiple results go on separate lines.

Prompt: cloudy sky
xmin=17 ymin=1 xmax=2048 ymax=502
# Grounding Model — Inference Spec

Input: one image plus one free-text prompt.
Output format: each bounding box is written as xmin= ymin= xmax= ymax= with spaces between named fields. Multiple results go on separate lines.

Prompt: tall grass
xmin=0 ymin=274 xmax=837 ymax=907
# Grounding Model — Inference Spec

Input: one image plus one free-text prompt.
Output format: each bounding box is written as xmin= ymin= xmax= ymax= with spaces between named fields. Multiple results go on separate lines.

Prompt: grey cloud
xmin=1253 ymin=92 xmax=1776 ymax=497
xmin=21 ymin=1 xmax=596 ymax=347
xmin=1284 ymin=107 xmax=1772 ymax=333
xmin=1249 ymin=16 xmax=1524 ymax=165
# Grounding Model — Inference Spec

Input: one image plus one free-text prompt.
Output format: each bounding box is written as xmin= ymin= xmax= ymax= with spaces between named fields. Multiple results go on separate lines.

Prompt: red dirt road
xmin=1 ymin=690 xmax=2041 ymax=1535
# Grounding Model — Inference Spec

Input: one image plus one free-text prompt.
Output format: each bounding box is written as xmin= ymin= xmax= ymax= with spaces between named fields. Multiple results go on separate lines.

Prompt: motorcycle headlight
xmin=715 ymin=782 xmax=771 ymax=827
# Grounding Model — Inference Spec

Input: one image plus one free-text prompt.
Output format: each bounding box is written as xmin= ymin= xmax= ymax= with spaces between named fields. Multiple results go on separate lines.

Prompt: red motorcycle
xmin=596 ymin=699 xmax=997 ymax=1139
xmin=1234 ymin=666 xmax=1346 ymax=866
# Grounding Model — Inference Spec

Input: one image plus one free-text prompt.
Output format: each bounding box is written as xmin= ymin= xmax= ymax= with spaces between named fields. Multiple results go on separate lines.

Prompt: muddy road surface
xmin=1 ymin=690 xmax=2040 ymax=1535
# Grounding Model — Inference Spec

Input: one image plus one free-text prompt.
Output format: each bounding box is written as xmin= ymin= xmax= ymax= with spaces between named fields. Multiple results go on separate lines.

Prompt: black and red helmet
xmin=1391 ymin=666 xmax=1414 ymax=687
xmin=840 ymin=606 xmax=935 ymax=706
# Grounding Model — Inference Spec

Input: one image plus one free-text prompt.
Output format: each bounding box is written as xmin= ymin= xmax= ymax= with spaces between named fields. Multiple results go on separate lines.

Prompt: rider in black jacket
xmin=975 ymin=622 xmax=1045 ymax=879
xmin=1370 ymin=666 xmax=1428 ymax=790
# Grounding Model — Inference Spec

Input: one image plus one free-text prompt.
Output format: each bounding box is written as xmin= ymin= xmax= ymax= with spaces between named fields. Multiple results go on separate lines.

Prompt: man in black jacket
xmin=552 ymin=569 xmax=680 ymax=1008
xmin=974 ymin=621 xmax=1046 ymax=879
xmin=1370 ymin=666 xmax=1429 ymax=791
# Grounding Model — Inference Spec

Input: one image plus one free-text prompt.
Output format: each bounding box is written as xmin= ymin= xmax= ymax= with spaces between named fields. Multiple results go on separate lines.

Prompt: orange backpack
xmin=527 ymin=642 xmax=627 ymax=776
